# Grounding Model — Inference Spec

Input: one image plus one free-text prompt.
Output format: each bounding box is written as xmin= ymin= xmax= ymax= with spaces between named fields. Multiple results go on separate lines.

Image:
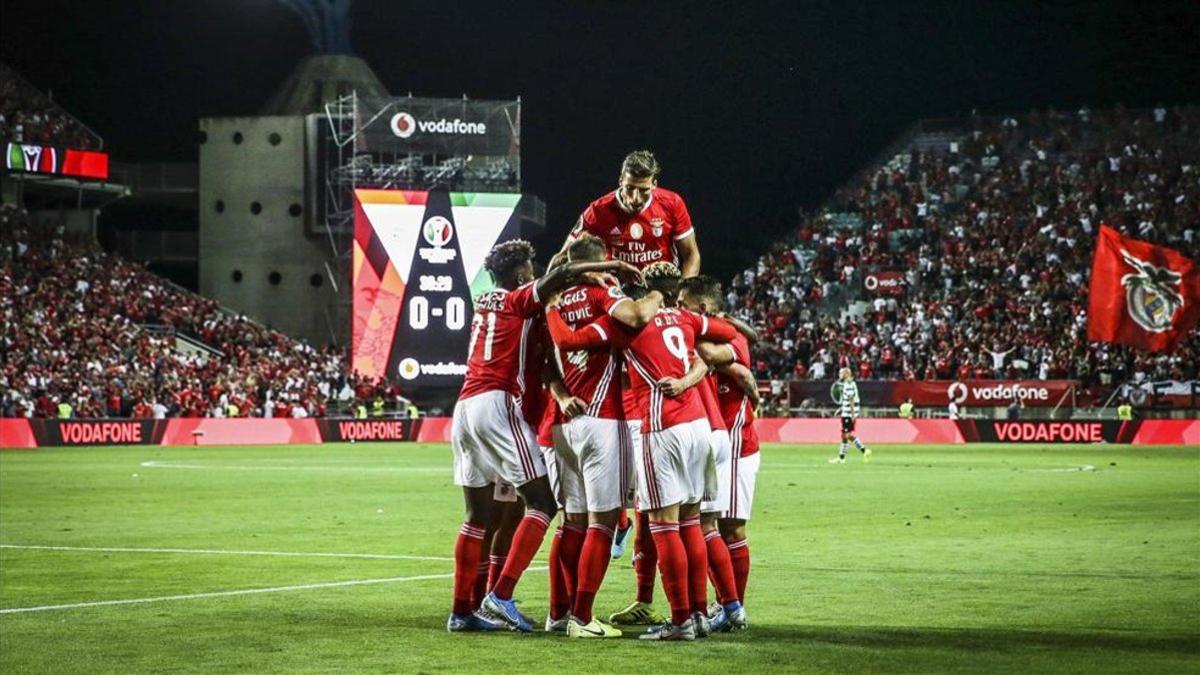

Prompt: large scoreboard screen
xmin=351 ymin=188 xmax=525 ymax=407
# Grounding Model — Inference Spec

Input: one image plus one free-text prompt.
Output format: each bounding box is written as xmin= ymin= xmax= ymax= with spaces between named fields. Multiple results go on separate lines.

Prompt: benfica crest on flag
xmin=1087 ymin=224 xmax=1200 ymax=352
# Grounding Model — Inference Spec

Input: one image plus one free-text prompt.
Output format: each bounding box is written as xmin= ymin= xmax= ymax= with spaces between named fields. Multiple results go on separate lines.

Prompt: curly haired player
xmin=447 ymin=239 xmax=640 ymax=633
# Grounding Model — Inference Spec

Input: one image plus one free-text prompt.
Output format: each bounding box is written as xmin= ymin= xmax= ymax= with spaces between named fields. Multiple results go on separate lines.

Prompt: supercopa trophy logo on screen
xmin=423 ymin=216 xmax=454 ymax=247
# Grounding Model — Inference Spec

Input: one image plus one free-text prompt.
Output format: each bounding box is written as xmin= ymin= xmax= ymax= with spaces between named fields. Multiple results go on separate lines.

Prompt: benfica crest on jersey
xmin=1087 ymin=225 xmax=1200 ymax=352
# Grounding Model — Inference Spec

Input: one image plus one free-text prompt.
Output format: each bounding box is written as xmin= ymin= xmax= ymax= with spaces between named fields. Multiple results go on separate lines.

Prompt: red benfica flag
xmin=1087 ymin=224 xmax=1200 ymax=352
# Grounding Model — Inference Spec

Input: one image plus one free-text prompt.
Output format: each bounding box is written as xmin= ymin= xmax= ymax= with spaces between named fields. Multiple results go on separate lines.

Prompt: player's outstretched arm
xmin=697 ymin=340 xmax=735 ymax=367
xmin=657 ymin=357 xmax=708 ymax=397
xmin=610 ymin=290 xmax=664 ymax=329
xmin=536 ymin=259 xmax=642 ymax=300
xmin=718 ymin=314 xmax=759 ymax=344
xmin=699 ymin=314 xmax=740 ymax=343
xmin=545 ymin=308 xmax=611 ymax=352
xmin=676 ymin=233 xmax=701 ymax=278
xmin=717 ymin=362 xmax=760 ymax=406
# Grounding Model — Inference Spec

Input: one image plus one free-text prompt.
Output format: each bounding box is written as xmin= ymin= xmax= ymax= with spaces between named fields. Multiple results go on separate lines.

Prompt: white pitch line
xmin=0 ymin=566 xmax=548 ymax=615
xmin=1036 ymin=464 xmax=1097 ymax=473
xmin=0 ymin=544 xmax=454 ymax=562
xmin=139 ymin=460 xmax=447 ymax=473
xmin=0 ymin=573 xmax=452 ymax=614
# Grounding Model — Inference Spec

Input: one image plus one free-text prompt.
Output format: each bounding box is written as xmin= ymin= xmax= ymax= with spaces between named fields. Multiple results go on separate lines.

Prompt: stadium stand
xmin=4 ymin=104 xmax=1197 ymax=419
xmin=730 ymin=106 xmax=1200 ymax=410
xmin=0 ymin=63 xmax=102 ymax=150
xmin=1 ymin=206 xmax=403 ymax=419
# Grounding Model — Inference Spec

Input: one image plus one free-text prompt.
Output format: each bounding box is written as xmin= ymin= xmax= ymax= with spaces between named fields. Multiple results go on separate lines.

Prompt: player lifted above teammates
xmin=447 ymin=239 xmax=639 ymax=633
xmin=830 ymin=367 xmax=872 ymax=464
xmin=560 ymin=150 xmax=700 ymax=277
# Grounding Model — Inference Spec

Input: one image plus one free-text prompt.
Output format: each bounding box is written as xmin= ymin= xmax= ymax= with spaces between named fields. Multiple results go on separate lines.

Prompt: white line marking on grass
xmin=1036 ymin=464 xmax=1097 ymax=473
xmin=0 ymin=573 xmax=451 ymax=614
xmin=0 ymin=566 xmax=547 ymax=615
xmin=0 ymin=544 xmax=453 ymax=562
xmin=139 ymin=460 xmax=448 ymax=473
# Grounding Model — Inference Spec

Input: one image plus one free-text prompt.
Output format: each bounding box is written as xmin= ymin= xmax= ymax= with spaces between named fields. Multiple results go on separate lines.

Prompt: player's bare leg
xmin=482 ymin=476 xmax=557 ymax=632
xmin=611 ymin=508 xmax=632 ymax=558
xmin=449 ymin=486 xmax=499 ymax=632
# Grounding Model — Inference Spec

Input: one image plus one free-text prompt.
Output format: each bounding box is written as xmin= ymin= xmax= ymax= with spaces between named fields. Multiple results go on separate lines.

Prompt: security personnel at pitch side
xmin=898 ymin=397 xmax=915 ymax=419
xmin=1117 ymin=402 xmax=1134 ymax=420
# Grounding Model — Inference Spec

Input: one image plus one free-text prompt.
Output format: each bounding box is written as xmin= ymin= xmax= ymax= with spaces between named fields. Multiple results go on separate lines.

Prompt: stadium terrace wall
xmin=2 ymin=418 xmax=1196 ymax=449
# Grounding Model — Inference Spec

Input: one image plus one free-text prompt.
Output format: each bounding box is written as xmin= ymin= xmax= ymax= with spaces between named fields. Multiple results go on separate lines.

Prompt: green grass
xmin=1 ymin=443 xmax=1197 ymax=673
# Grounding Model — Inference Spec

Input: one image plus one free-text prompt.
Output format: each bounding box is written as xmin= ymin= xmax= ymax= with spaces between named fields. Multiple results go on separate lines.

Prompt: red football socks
xmin=470 ymin=560 xmax=489 ymax=610
xmin=680 ymin=515 xmax=709 ymax=613
xmin=704 ymin=528 xmax=739 ymax=605
xmin=452 ymin=522 xmax=486 ymax=616
xmin=559 ymin=521 xmax=587 ymax=596
xmin=492 ymin=510 xmax=551 ymax=600
xmin=633 ymin=510 xmax=657 ymax=604
xmin=727 ymin=537 xmax=751 ymax=604
xmin=547 ymin=527 xmax=571 ymax=621
xmin=649 ymin=520 xmax=691 ymax=626
xmin=571 ymin=523 xmax=615 ymax=624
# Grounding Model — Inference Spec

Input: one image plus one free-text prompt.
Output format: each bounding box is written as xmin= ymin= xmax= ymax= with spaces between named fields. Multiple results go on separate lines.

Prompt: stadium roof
xmin=259 ymin=54 xmax=388 ymax=116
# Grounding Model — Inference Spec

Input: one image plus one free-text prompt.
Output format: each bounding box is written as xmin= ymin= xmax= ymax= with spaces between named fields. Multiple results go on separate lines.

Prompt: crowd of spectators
xmin=729 ymin=105 xmax=1200 ymax=402
xmin=0 ymin=63 xmax=100 ymax=150
xmin=1 ymin=206 xmax=406 ymax=419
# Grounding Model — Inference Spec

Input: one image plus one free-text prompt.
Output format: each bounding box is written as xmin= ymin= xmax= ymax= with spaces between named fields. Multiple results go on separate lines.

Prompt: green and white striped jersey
xmin=830 ymin=380 xmax=860 ymax=417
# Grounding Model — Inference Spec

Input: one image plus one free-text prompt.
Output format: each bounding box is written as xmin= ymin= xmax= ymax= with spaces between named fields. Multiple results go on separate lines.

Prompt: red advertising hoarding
xmin=790 ymin=380 xmax=1078 ymax=407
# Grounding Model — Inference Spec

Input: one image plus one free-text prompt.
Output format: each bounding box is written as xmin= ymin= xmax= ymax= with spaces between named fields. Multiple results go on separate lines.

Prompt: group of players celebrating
xmin=446 ymin=151 xmax=761 ymax=641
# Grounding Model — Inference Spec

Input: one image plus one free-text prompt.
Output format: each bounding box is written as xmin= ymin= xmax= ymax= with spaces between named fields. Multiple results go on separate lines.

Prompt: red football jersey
xmin=459 ymin=282 xmax=543 ymax=400
xmin=577 ymin=188 xmax=694 ymax=269
xmin=620 ymin=364 xmax=639 ymax=422
xmin=521 ymin=319 xmax=551 ymax=427
xmin=623 ymin=308 xmax=737 ymax=432
xmin=537 ymin=398 xmax=558 ymax=448
xmin=698 ymin=373 xmax=727 ymax=431
xmin=715 ymin=331 xmax=759 ymax=457
xmin=551 ymin=283 xmax=631 ymax=419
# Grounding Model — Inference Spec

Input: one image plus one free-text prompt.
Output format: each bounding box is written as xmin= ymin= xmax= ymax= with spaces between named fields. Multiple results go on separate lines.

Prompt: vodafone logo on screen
xmin=390 ymin=112 xmax=417 ymax=138
xmin=947 ymin=381 xmax=1051 ymax=404
xmin=390 ymin=112 xmax=487 ymax=138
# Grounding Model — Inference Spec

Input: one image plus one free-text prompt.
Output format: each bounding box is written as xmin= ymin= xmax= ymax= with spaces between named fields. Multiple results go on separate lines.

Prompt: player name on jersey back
xmin=553 ymin=283 xmax=628 ymax=419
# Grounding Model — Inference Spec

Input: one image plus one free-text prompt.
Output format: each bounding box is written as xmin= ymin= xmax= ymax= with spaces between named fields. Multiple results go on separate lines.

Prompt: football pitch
xmin=1 ymin=442 xmax=1197 ymax=673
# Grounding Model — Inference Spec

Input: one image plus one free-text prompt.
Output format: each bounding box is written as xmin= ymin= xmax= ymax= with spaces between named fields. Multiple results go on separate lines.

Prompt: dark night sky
xmin=3 ymin=0 xmax=1199 ymax=278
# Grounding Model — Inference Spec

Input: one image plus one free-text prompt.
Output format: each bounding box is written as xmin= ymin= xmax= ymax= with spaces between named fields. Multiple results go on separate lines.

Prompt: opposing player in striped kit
xmin=447 ymin=240 xmax=641 ymax=633
xmin=829 ymin=367 xmax=872 ymax=464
